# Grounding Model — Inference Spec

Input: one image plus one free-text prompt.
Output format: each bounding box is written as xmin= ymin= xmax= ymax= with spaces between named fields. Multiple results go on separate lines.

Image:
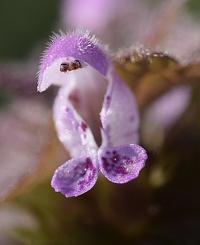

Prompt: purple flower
xmin=38 ymin=30 xmax=147 ymax=197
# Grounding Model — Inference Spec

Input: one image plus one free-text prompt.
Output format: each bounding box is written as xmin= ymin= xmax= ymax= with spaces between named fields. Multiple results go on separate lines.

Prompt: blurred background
xmin=0 ymin=0 xmax=200 ymax=244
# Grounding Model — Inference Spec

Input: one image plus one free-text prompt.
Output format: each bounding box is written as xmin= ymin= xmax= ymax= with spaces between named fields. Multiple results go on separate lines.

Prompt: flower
xmin=63 ymin=0 xmax=195 ymax=134
xmin=38 ymin=30 xmax=147 ymax=197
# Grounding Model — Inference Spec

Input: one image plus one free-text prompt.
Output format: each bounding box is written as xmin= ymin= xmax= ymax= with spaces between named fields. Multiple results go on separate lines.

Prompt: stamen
xmin=60 ymin=60 xmax=82 ymax=73
xmin=60 ymin=63 xmax=69 ymax=72
xmin=72 ymin=60 xmax=82 ymax=70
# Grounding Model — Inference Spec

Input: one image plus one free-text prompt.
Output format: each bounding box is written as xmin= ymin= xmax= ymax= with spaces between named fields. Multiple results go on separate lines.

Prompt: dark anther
xmin=72 ymin=60 xmax=82 ymax=70
xmin=60 ymin=63 xmax=69 ymax=72
xmin=60 ymin=60 xmax=82 ymax=72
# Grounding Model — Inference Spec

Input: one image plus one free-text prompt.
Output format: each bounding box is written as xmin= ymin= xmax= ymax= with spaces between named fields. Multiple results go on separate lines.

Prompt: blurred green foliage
xmin=187 ymin=0 xmax=200 ymax=16
xmin=0 ymin=0 xmax=58 ymax=60
xmin=0 ymin=89 xmax=11 ymax=109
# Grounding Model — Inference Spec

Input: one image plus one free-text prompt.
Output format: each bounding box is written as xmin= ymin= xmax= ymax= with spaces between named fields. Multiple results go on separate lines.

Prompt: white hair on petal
xmin=38 ymin=28 xmax=110 ymax=76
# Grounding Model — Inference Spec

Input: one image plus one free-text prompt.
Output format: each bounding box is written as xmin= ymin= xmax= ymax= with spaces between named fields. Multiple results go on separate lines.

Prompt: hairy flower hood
xmin=38 ymin=30 xmax=147 ymax=197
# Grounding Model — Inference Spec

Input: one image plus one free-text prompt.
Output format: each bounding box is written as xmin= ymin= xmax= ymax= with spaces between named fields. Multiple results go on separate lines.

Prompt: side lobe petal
xmin=98 ymin=144 xmax=147 ymax=184
xmin=53 ymin=84 xmax=98 ymax=158
xmin=99 ymin=69 xmax=148 ymax=183
xmin=100 ymin=70 xmax=139 ymax=147
xmin=51 ymin=156 xmax=98 ymax=197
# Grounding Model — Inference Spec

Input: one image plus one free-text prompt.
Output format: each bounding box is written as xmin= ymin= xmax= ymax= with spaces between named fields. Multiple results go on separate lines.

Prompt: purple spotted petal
xmin=51 ymin=156 xmax=98 ymax=197
xmin=100 ymin=70 xmax=139 ymax=148
xmin=53 ymin=85 xmax=98 ymax=158
xmin=98 ymin=144 xmax=147 ymax=184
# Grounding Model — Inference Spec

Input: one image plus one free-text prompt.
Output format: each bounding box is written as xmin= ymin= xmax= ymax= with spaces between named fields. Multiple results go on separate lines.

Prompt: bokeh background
xmin=0 ymin=0 xmax=200 ymax=244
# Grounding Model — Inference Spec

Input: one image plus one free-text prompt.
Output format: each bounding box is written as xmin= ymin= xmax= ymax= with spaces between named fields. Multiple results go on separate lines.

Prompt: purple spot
xmin=129 ymin=115 xmax=135 ymax=122
xmin=80 ymin=122 xmax=88 ymax=132
xmin=106 ymin=95 xmax=111 ymax=101
xmin=65 ymin=107 xmax=70 ymax=112
xmin=51 ymin=156 xmax=98 ymax=197
xmin=105 ymin=95 xmax=111 ymax=108
xmin=115 ymin=166 xmax=127 ymax=174
xmin=99 ymin=144 xmax=148 ymax=184
xmin=102 ymin=157 xmax=109 ymax=167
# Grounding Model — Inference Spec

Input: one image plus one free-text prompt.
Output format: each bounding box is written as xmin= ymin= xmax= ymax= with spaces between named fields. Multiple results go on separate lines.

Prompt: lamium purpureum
xmin=38 ymin=30 xmax=148 ymax=197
